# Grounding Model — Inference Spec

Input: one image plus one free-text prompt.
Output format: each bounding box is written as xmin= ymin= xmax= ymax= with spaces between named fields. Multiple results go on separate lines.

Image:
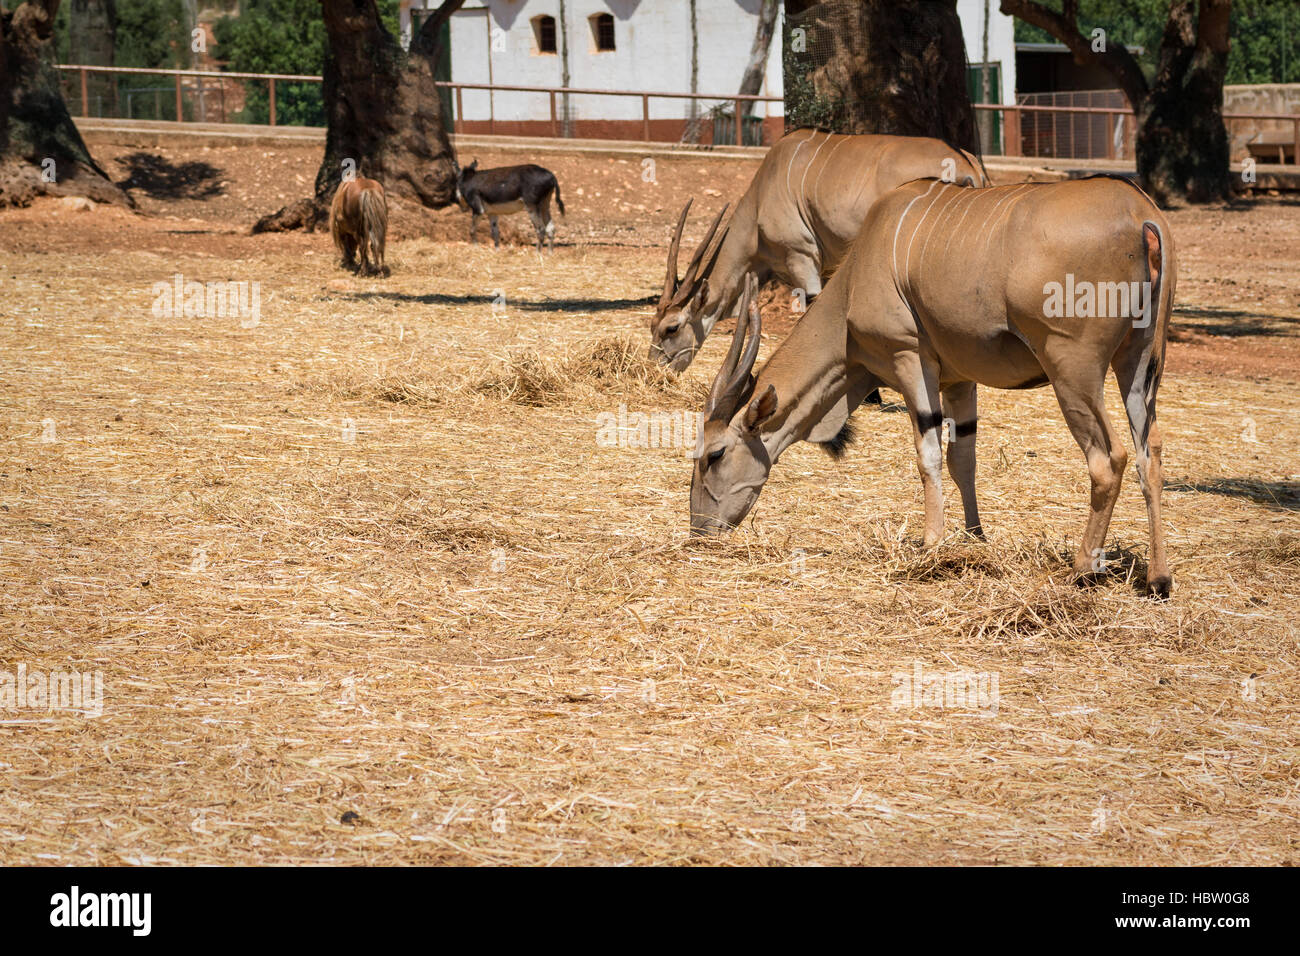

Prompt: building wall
xmin=402 ymin=1 xmax=1016 ymax=138
xmin=955 ymin=0 xmax=1016 ymax=105
xmin=1224 ymin=84 xmax=1300 ymax=162
xmin=404 ymin=0 xmax=783 ymax=132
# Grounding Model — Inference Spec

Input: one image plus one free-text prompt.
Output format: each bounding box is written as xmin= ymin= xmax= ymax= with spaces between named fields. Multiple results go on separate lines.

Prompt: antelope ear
xmin=743 ymin=384 xmax=777 ymax=431
xmin=692 ymin=278 xmax=709 ymax=310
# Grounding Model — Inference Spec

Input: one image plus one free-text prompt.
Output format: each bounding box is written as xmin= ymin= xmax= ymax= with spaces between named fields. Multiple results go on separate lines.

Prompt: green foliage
xmin=782 ymin=32 xmax=842 ymax=131
xmin=116 ymin=0 xmax=190 ymax=69
xmin=1011 ymin=0 xmax=1300 ymax=85
xmin=53 ymin=0 xmax=189 ymax=68
xmin=212 ymin=0 xmax=403 ymax=126
xmin=213 ymin=0 xmax=328 ymax=125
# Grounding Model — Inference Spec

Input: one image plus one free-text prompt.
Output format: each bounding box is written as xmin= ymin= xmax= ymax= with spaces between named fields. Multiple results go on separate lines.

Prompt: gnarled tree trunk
xmin=783 ymin=0 xmax=979 ymax=154
xmin=1137 ymin=0 xmax=1231 ymax=203
xmin=1001 ymin=0 xmax=1232 ymax=205
xmin=254 ymin=0 xmax=464 ymax=233
xmin=0 ymin=0 xmax=129 ymax=207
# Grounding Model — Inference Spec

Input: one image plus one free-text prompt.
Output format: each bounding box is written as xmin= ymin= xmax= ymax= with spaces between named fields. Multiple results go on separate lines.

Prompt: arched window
xmin=532 ymin=15 xmax=557 ymax=54
xmin=589 ymin=12 xmax=615 ymax=52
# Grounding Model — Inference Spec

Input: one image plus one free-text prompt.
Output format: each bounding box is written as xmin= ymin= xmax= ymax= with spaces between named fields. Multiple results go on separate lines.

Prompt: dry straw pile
xmin=1 ymin=226 xmax=1297 ymax=865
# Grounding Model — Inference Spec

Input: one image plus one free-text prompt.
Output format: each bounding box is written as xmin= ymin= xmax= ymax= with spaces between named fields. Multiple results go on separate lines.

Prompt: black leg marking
xmin=915 ymin=411 xmax=945 ymax=434
xmin=954 ymin=420 xmax=977 ymax=438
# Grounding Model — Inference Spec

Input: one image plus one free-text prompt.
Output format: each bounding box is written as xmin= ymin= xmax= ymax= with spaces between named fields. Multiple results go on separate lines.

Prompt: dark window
xmin=533 ymin=15 xmax=557 ymax=54
xmin=591 ymin=13 xmax=615 ymax=52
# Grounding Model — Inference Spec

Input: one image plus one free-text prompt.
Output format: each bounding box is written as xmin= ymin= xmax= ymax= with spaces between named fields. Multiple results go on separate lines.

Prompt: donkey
xmin=650 ymin=129 xmax=985 ymax=374
xmin=454 ymin=160 xmax=566 ymax=251
xmin=689 ymin=177 xmax=1176 ymax=598
xmin=330 ymin=176 xmax=389 ymax=277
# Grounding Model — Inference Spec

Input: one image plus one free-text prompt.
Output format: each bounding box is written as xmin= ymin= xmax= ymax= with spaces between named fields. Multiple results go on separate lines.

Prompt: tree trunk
xmin=1000 ymin=0 xmax=1233 ymax=205
xmin=738 ymin=0 xmax=778 ymax=118
xmin=783 ymin=0 xmax=979 ymax=153
xmin=1137 ymin=0 xmax=1231 ymax=203
xmin=254 ymin=0 xmax=464 ymax=233
xmin=66 ymin=0 xmax=114 ymax=116
xmin=683 ymin=0 xmax=700 ymax=143
xmin=0 ymin=0 xmax=130 ymax=207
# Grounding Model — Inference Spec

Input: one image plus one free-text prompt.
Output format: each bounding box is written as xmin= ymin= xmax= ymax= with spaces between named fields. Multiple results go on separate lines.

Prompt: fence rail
xmin=57 ymin=64 xmax=1300 ymax=162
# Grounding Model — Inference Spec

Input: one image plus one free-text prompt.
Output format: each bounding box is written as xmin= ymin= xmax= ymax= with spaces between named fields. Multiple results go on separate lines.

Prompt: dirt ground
xmin=0 ymin=141 xmax=1297 ymax=865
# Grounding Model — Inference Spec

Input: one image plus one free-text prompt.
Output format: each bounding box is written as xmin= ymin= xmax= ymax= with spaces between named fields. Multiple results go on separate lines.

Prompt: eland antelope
xmin=650 ymin=129 xmax=985 ymax=373
xmin=455 ymin=160 xmax=566 ymax=251
xmin=689 ymin=176 xmax=1176 ymax=598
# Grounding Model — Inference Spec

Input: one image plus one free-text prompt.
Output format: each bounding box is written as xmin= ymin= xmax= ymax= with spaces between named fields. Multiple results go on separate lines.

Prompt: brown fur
xmin=330 ymin=177 xmax=389 ymax=277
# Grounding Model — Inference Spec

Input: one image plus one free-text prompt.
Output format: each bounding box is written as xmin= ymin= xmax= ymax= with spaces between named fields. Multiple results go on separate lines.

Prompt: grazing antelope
xmin=650 ymin=129 xmax=985 ymax=373
xmin=330 ymin=176 xmax=389 ymax=276
xmin=454 ymin=160 xmax=566 ymax=251
xmin=690 ymin=177 xmax=1176 ymax=598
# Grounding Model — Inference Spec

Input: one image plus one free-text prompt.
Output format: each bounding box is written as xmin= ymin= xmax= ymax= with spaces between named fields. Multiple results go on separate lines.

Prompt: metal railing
xmin=975 ymin=101 xmax=1300 ymax=165
xmin=57 ymin=64 xmax=321 ymax=126
xmin=55 ymin=64 xmax=780 ymax=146
xmin=57 ymin=64 xmax=1300 ymax=162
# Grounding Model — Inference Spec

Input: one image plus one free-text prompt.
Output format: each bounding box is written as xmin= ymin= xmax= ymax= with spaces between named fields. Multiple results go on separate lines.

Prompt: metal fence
xmin=57 ymin=65 xmax=1300 ymax=163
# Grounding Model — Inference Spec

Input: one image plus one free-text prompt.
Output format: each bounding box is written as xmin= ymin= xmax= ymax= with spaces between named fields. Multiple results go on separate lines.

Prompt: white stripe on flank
xmin=968 ymin=183 xmax=1026 ymax=241
xmin=799 ymin=132 xmax=834 ymax=212
xmin=813 ymin=135 xmax=851 ymax=209
xmin=785 ymin=137 xmax=811 ymax=200
xmin=903 ymin=182 xmax=947 ymax=281
xmin=891 ymin=180 xmax=941 ymax=288
xmin=915 ymin=185 xmax=967 ymax=274
xmin=940 ymin=186 xmax=985 ymax=261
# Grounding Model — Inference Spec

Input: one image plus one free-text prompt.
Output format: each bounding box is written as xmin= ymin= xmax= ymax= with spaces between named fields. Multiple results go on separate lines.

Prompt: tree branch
xmin=410 ymin=0 xmax=466 ymax=63
xmin=1000 ymin=0 xmax=1149 ymax=110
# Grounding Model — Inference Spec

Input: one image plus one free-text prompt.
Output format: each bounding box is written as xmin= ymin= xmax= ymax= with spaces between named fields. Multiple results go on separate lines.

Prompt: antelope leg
xmin=895 ymin=352 xmax=946 ymax=548
xmin=1113 ymin=346 xmax=1171 ymax=597
xmin=1047 ymin=364 xmax=1128 ymax=581
xmin=941 ymin=381 xmax=983 ymax=538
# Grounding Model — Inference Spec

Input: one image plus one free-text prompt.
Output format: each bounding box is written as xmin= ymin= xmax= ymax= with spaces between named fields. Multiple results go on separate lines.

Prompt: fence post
xmin=269 ymin=78 xmax=277 ymax=126
xmin=642 ymin=94 xmax=650 ymax=141
xmin=80 ymin=68 xmax=89 ymax=118
xmin=1293 ymin=117 xmax=1299 ymax=166
xmin=457 ymin=86 xmax=465 ymax=134
xmin=549 ymin=90 xmax=557 ymax=137
xmin=175 ymin=72 xmax=183 ymax=122
xmin=735 ymin=98 xmax=744 ymax=146
xmin=1004 ymin=107 xmax=1020 ymax=157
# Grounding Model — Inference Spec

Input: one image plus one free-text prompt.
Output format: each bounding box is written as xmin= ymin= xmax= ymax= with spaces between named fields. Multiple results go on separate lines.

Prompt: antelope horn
xmin=706 ymin=273 xmax=761 ymax=417
xmin=660 ymin=199 xmax=693 ymax=310
xmin=673 ymin=203 xmax=730 ymax=307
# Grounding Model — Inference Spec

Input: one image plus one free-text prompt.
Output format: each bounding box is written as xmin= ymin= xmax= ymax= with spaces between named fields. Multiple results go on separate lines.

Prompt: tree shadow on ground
xmin=115 ymin=152 xmax=224 ymax=200
xmin=331 ymin=290 xmax=657 ymax=312
xmin=1168 ymin=477 xmax=1300 ymax=512
xmin=1173 ymin=306 xmax=1299 ymax=337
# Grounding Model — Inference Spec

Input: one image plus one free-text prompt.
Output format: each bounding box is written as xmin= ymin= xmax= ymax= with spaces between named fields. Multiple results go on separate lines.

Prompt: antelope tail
xmin=552 ymin=180 xmax=566 ymax=217
xmin=1120 ymin=219 xmax=1173 ymax=458
xmin=359 ymin=188 xmax=387 ymax=262
xmin=1141 ymin=219 xmax=1173 ymax=421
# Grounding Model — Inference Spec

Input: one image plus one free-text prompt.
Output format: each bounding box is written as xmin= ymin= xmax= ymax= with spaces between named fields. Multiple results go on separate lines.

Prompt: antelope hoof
xmin=1147 ymin=574 xmax=1173 ymax=601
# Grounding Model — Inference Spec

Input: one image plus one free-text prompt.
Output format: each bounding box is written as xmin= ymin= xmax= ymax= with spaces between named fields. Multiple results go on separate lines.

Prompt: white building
xmin=399 ymin=1 xmax=1016 ymax=142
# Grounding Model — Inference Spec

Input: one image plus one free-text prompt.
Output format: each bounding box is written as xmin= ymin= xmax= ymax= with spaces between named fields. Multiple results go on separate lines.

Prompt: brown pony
xmin=330 ymin=177 xmax=389 ymax=276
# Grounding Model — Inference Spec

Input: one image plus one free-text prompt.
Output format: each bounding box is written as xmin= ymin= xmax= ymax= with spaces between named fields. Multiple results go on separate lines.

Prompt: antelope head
xmin=689 ymin=273 xmax=780 ymax=536
xmin=649 ymin=199 xmax=729 ymax=372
